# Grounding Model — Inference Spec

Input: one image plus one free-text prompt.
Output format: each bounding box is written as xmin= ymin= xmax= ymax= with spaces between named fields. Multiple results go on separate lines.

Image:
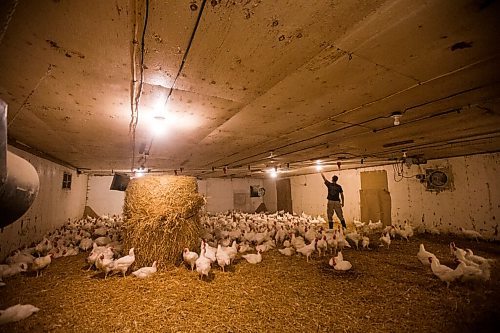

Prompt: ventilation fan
xmin=425 ymin=167 xmax=453 ymax=192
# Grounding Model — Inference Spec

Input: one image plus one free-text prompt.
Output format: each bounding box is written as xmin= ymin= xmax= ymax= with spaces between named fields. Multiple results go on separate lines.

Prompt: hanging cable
xmin=0 ymin=0 xmax=18 ymax=45
xmin=163 ymin=0 xmax=207 ymax=108
xmin=145 ymin=0 xmax=207 ymax=161
xmin=129 ymin=0 xmax=150 ymax=171
xmin=8 ymin=64 xmax=54 ymax=128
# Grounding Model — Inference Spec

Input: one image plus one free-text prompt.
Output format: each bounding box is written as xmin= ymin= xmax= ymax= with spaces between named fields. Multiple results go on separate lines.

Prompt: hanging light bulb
xmin=151 ymin=115 xmax=167 ymax=136
xmin=134 ymin=165 xmax=146 ymax=178
xmin=391 ymin=111 xmax=402 ymax=126
xmin=315 ymin=160 xmax=323 ymax=171
xmin=268 ymin=166 xmax=278 ymax=178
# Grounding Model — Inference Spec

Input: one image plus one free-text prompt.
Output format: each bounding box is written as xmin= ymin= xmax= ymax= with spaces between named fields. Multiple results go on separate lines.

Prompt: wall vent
xmin=424 ymin=167 xmax=454 ymax=192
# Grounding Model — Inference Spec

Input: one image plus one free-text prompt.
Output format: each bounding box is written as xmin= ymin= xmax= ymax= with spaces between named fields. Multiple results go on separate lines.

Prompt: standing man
xmin=321 ymin=173 xmax=346 ymax=230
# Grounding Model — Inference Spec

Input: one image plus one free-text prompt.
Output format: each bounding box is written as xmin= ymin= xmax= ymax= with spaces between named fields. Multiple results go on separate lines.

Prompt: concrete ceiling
xmin=1 ymin=0 xmax=499 ymax=178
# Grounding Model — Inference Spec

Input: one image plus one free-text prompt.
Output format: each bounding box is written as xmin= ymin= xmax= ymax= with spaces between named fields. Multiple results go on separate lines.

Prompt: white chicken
xmin=361 ymin=236 xmax=370 ymax=250
xmin=353 ymin=219 xmax=365 ymax=229
xmin=255 ymin=243 xmax=271 ymax=253
xmin=0 ymin=263 xmax=28 ymax=279
xmin=456 ymin=260 xmax=487 ymax=283
xmin=290 ymin=233 xmax=306 ymax=250
xmin=79 ymin=238 xmax=93 ymax=251
xmin=326 ymin=233 xmax=338 ymax=255
xmin=110 ymin=248 xmax=135 ymax=277
xmin=5 ymin=251 xmax=34 ymax=265
xmin=94 ymin=236 xmax=112 ymax=246
xmin=304 ymin=227 xmax=317 ymax=243
xmin=238 ymin=242 xmax=253 ymax=253
xmin=201 ymin=240 xmax=216 ymax=263
xmin=35 ymin=238 xmax=52 ymax=255
xmin=183 ymin=248 xmax=199 ymax=271
xmin=379 ymin=232 xmax=391 ymax=248
xmin=329 ymin=255 xmax=352 ymax=271
xmin=449 ymin=242 xmax=467 ymax=260
xmin=275 ymin=226 xmax=287 ymax=245
xmin=417 ymin=244 xmax=439 ymax=266
xmin=336 ymin=229 xmax=351 ymax=252
xmin=31 ymin=254 xmax=52 ymax=277
xmin=346 ymin=231 xmax=361 ymax=250
xmin=429 ymin=257 xmax=462 ymax=288
xmin=465 ymin=249 xmax=494 ymax=267
xmin=368 ymin=220 xmax=383 ymax=232
xmin=242 ymin=250 xmax=262 ymax=264
xmin=95 ymin=254 xmax=115 ymax=279
xmin=93 ymin=227 xmax=108 ymax=237
xmin=296 ymin=239 xmax=317 ymax=262
xmin=334 ymin=250 xmax=343 ymax=262
xmin=216 ymin=245 xmax=231 ymax=272
xmin=450 ymin=243 xmax=478 ymax=267
xmin=62 ymin=247 xmax=79 ymax=257
xmin=195 ymin=249 xmax=212 ymax=280
xmin=0 ymin=304 xmax=40 ymax=325
xmin=317 ymin=236 xmax=328 ymax=257
xmin=131 ymin=261 xmax=157 ymax=279
xmin=222 ymin=240 xmax=238 ymax=264
xmin=254 ymin=230 xmax=270 ymax=245
xmin=395 ymin=225 xmax=412 ymax=242
xmin=87 ymin=244 xmax=114 ymax=270
xmin=95 ymin=254 xmax=114 ymax=279
xmin=459 ymin=227 xmax=483 ymax=242
xmin=278 ymin=247 xmax=295 ymax=256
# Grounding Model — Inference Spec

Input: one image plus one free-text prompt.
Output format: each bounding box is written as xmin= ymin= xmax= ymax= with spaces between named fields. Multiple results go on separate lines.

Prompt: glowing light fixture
xmin=391 ymin=111 xmax=402 ymax=126
xmin=268 ymin=166 xmax=278 ymax=178
xmin=151 ymin=115 xmax=166 ymax=136
xmin=133 ymin=166 xmax=146 ymax=178
xmin=315 ymin=160 xmax=323 ymax=171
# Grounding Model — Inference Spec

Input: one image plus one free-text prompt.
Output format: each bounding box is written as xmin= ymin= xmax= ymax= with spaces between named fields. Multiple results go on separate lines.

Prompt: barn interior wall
xmin=197 ymin=178 xmax=265 ymax=214
xmin=86 ymin=175 xmax=125 ymax=216
xmin=290 ymin=152 xmax=500 ymax=240
xmin=262 ymin=179 xmax=277 ymax=213
xmin=0 ymin=146 xmax=88 ymax=260
xmin=85 ymin=176 xmax=270 ymax=217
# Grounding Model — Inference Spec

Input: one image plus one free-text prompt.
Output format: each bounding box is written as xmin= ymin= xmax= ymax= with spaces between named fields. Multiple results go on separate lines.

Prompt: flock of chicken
xmin=417 ymin=242 xmax=493 ymax=287
xmin=0 ymin=211 xmax=494 ymax=325
xmin=181 ymin=212 xmax=494 ymax=286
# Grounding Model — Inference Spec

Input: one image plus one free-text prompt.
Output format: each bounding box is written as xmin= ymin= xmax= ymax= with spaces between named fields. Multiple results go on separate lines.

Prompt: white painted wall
xmin=85 ymin=176 xmax=268 ymax=216
xmin=86 ymin=175 xmax=125 ymax=216
xmin=289 ymin=152 xmax=500 ymax=240
xmin=291 ymin=170 xmax=360 ymax=221
xmin=0 ymin=146 xmax=88 ymax=260
xmin=197 ymin=178 xmax=265 ymax=213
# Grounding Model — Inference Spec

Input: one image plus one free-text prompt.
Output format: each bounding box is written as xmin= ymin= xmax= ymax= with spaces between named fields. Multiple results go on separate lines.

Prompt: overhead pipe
xmin=0 ymin=99 xmax=39 ymax=228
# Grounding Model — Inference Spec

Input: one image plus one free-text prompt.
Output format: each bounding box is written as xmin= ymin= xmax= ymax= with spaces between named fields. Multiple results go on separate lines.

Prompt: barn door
xmin=359 ymin=170 xmax=391 ymax=226
xmin=276 ymin=178 xmax=292 ymax=213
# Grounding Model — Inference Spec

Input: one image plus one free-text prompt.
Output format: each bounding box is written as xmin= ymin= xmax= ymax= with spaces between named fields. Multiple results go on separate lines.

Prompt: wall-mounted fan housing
xmin=425 ymin=167 xmax=453 ymax=192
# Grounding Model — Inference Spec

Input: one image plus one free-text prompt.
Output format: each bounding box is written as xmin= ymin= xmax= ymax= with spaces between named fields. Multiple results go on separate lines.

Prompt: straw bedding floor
xmin=1 ymin=234 xmax=499 ymax=333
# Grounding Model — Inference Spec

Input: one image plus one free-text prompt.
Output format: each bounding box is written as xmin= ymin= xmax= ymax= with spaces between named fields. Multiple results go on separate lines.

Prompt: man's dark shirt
xmin=324 ymin=181 xmax=343 ymax=201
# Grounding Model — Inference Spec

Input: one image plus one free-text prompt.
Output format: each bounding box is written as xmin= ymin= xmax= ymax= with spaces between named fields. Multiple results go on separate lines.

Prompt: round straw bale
xmin=122 ymin=175 xmax=205 ymax=269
